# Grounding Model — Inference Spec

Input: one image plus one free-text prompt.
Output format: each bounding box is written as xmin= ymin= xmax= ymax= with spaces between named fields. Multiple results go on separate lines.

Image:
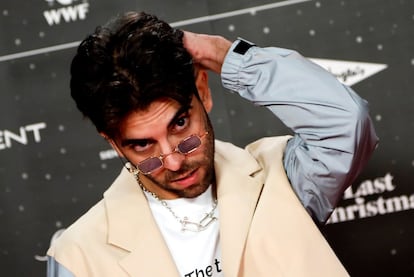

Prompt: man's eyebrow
xmin=121 ymin=138 xmax=152 ymax=147
xmin=120 ymin=103 xmax=192 ymax=147
xmin=168 ymin=103 xmax=192 ymax=128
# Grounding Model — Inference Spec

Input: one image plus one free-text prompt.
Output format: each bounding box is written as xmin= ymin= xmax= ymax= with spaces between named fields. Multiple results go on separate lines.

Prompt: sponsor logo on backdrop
xmin=99 ymin=148 xmax=118 ymax=160
xmin=310 ymin=58 xmax=388 ymax=86
xmin=43 ymin=0 xmax=89 ymax=26
xmin=0 ymin=122 xmax=47 ymax=151
xmin=327 ymin=172 xmax=414 ymax=224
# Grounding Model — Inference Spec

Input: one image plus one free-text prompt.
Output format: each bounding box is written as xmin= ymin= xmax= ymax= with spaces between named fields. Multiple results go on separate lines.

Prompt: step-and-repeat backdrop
xmin=1 ymin=0 xmax=413 ymax=276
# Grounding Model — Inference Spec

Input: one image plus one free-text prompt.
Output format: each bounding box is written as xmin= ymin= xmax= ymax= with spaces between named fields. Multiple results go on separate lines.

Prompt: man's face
xmin=111 ymin=95 xmax=215 ymax=199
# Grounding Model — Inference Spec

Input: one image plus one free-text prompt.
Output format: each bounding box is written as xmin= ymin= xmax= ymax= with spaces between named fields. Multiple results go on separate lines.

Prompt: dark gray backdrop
xmin=1 ymin=0 xmax=413 ymax=276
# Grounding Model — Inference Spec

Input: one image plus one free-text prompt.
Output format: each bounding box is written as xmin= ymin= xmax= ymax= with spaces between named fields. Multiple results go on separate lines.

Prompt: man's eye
xmin=176 ymin=117 xmax=187 ymax=126
xmin=174 ymin=116 xmax=189 ymax=130
xmin=131 ymin=140 xmax=151 ymax=152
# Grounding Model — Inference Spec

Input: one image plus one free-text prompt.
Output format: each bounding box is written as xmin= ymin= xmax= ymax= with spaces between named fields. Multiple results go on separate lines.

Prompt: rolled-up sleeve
xmin=221 ymin=39 xmax=379 ymax=224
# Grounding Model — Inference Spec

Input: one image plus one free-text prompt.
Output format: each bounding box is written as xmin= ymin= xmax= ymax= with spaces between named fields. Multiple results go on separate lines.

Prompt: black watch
xmin=233 ymin=38 xmax=255 ymax=55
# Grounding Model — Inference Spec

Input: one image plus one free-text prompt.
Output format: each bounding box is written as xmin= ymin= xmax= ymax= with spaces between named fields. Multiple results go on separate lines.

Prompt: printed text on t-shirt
xmin=184 ymin=258 xmax=222 ymax=276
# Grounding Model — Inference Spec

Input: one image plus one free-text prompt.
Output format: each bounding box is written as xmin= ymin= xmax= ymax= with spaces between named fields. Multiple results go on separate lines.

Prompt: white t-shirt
xmin=144 ymin=186 xmax=223 ymax=277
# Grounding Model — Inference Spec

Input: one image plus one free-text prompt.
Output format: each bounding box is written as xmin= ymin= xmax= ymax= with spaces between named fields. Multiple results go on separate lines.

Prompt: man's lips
xmin=171 ymin=169 xmax=199 ymax=188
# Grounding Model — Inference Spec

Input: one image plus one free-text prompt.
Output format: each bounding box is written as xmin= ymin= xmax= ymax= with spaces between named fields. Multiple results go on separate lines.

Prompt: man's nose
xmin=158 ymin=139 xmax=185 ymax=172
xmin=162 ymin=151 xmax=185 ymax=171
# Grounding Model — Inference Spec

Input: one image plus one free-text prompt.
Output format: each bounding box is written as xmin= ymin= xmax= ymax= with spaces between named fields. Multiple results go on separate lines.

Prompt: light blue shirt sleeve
xmin=221 ymin=39 xmax=378 ymax=224
xmin=47 ymin=256 xmax=75 ymax=277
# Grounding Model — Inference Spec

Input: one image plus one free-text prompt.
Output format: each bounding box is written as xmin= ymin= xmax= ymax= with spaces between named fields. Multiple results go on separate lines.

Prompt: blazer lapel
xmin=214 ymin=141 xmax=264 ymax=277
xmin=104 ymin=168 xmax=180 ymax=276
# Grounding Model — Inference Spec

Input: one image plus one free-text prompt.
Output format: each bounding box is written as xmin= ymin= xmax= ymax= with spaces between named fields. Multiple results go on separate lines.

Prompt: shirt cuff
xmin=221 ymin=38 xmax=255 ymax=92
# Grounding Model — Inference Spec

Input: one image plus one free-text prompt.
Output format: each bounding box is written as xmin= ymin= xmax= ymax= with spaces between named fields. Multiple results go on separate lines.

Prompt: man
xmin=47 ymin=11 xmax=378 ymax=277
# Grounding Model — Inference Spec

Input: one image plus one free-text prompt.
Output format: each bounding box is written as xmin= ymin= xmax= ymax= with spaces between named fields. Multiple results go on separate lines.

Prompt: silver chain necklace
xmin=133 ymin=173 xmax=218 ymax=232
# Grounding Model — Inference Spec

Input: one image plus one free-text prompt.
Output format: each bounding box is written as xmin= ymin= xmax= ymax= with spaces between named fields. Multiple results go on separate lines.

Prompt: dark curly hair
xmin=70 ymin=11 xmax=197 ymax=138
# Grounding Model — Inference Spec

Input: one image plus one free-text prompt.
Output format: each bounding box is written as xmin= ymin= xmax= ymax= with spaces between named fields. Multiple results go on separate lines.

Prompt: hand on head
xmin=182 ymin=31 xmax=232 ymax=74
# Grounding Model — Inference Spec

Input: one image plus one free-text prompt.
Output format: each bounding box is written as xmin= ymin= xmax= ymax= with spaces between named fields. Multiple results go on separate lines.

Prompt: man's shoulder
xmin=50 ymin=168 xmax=131 ymax=251
xmin=49 ymin=199 xmax=107 ymax=252
xmin=245 ymin=135 xmax=291 ymax=155
xmin=214 ymin=135 xmax=291 ymax=172
xmin=215 ymin=135 xmax=291 ymax=157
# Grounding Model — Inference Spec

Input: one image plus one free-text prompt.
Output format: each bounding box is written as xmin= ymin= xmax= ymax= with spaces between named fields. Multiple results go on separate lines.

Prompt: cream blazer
xmin=48 ymin=136 xmax=349 ymax=276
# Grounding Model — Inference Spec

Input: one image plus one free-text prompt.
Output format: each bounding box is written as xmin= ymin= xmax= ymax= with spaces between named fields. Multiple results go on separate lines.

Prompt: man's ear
xmin=100 ymin=132 xmax=124 ymax=157
xmin=195 ymin=69 xmax=213 ymax=113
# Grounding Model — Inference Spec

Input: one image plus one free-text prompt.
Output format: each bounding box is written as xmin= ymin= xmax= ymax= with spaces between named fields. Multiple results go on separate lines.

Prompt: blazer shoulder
xmin=245 ymin=135 xmax=291 ymax=163
xmin=48 ymin=199 xmax=107 ymax=254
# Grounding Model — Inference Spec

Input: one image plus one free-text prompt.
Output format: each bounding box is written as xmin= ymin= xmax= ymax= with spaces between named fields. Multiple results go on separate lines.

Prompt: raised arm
xmin=183 ymin=33 xmax=379 ymax=224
